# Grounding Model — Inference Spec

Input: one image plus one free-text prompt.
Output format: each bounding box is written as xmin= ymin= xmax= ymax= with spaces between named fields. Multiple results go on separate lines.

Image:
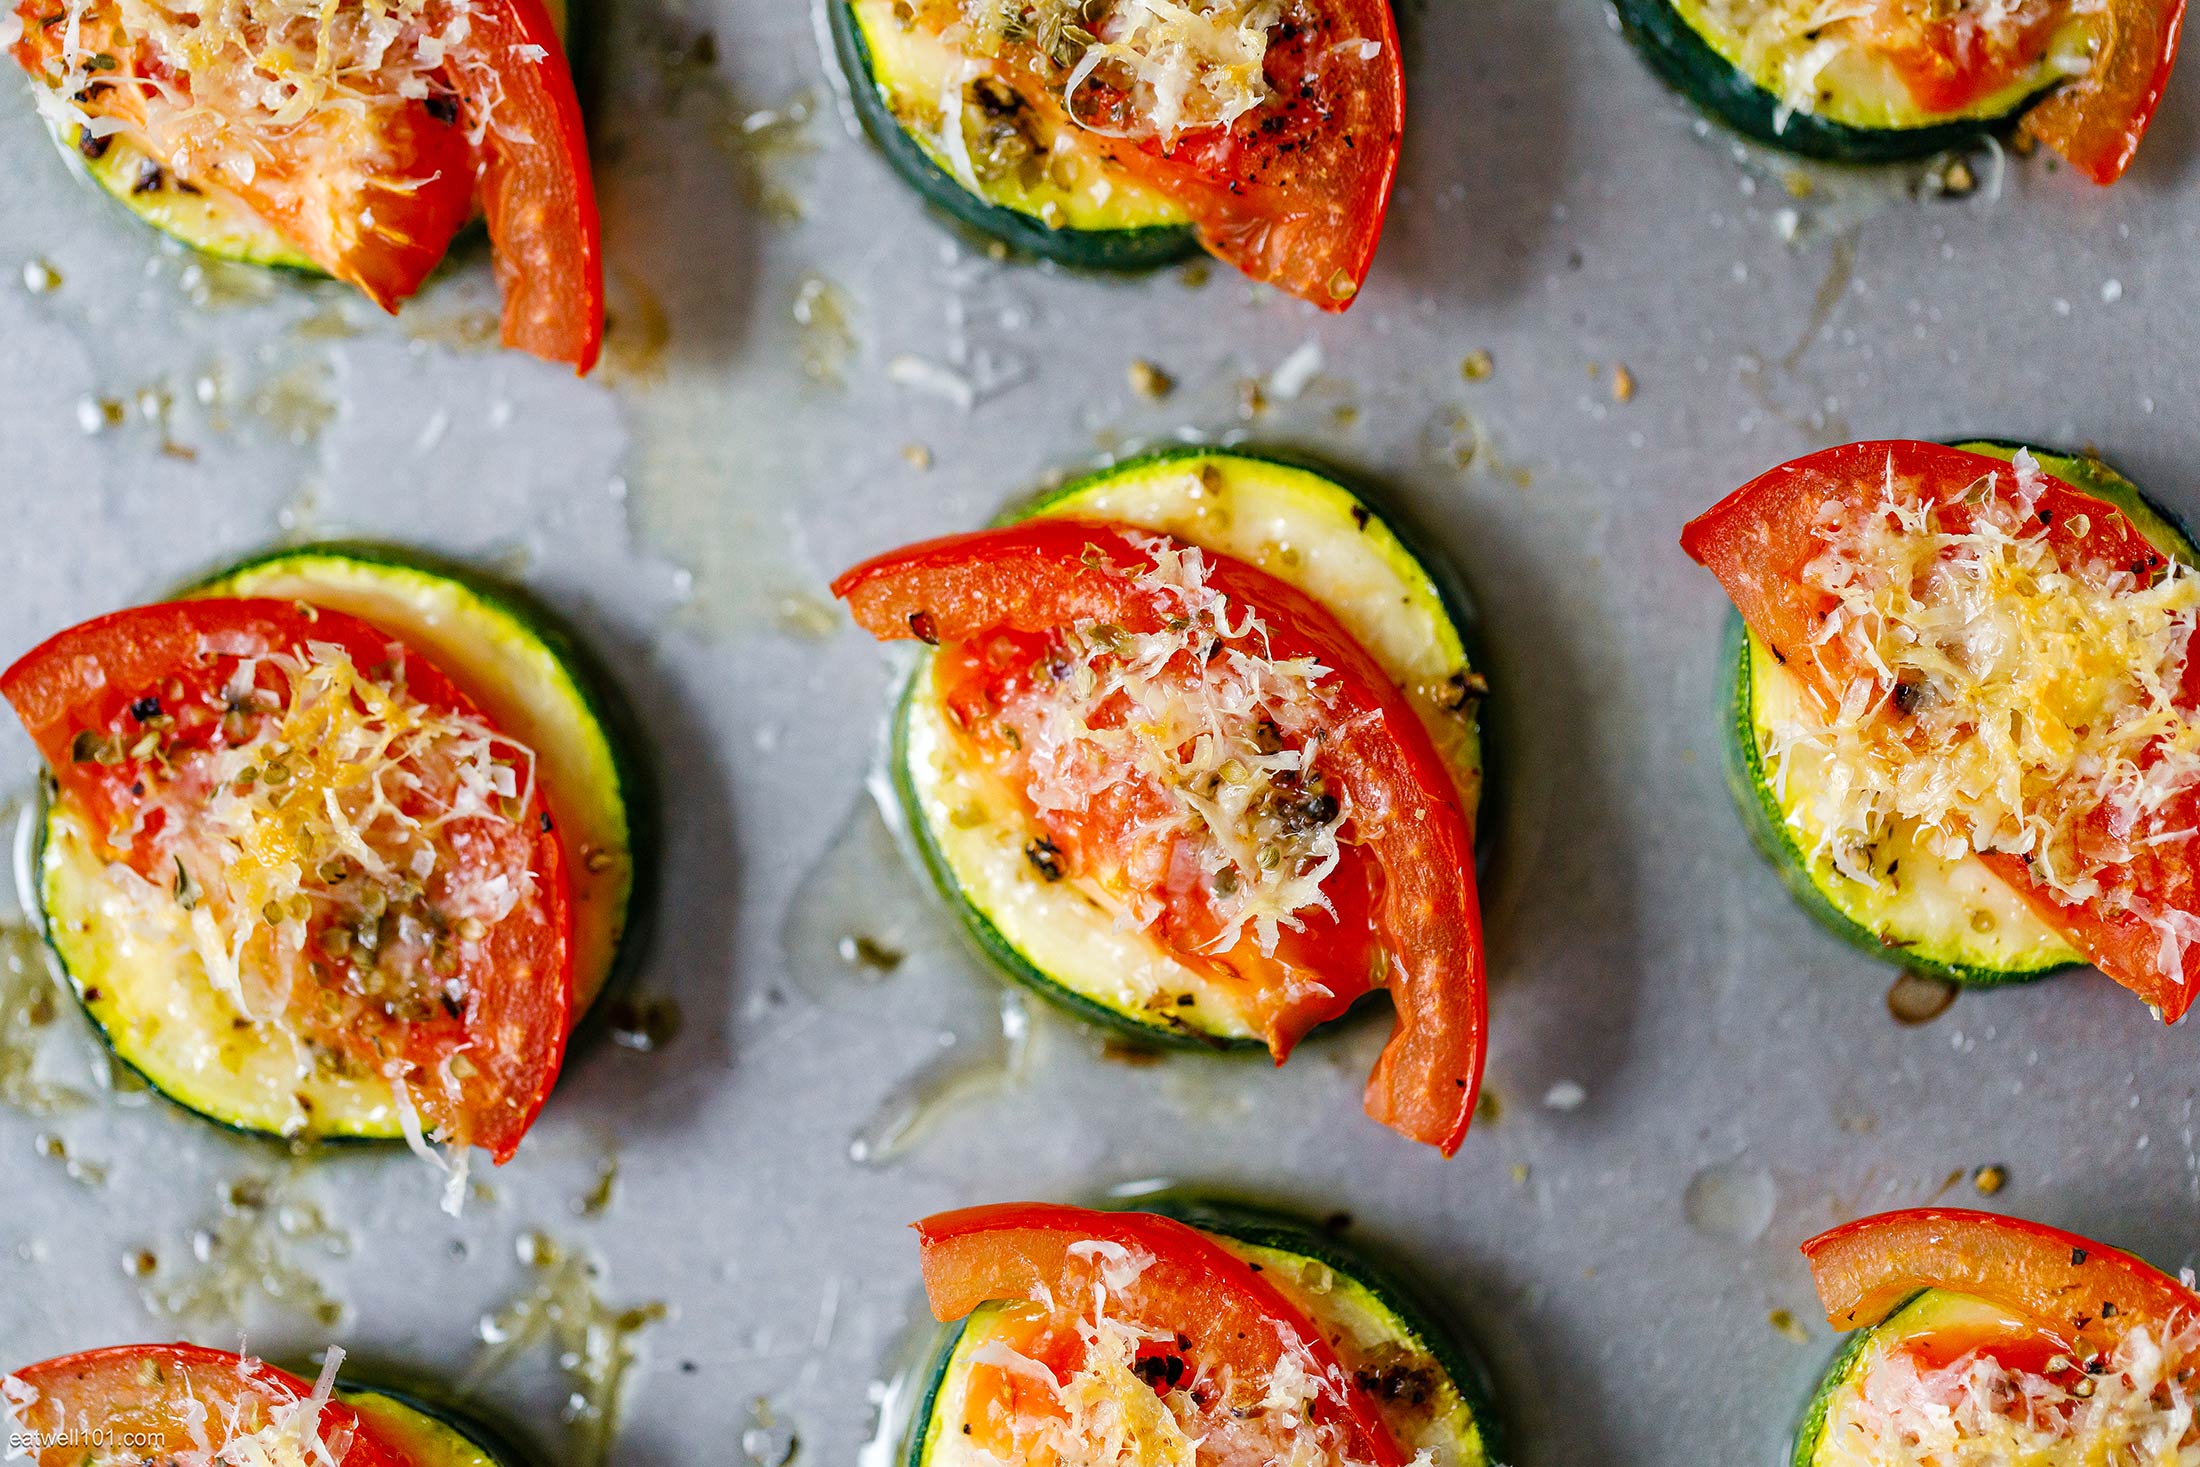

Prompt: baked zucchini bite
xmin=15 ymin=0 xmax=601 ymax=367
xmin=829 ymin=0 xmax=1198 ymax=270
xmin=837 ymin=448 xmax=1491 ymax=1154
xmin=1615 ymin=0 xmax=2185 ymax=181
xmin=828 ymin=0 xmax=1405 ymax=308
xmin=1689 ymin=440 xmax=2200 ymax=1012
xmin=3 ymin=1345 xmax=534 ymax=1467
xmin=1793 ymin=1208 xmax=2200 ymax=1467
xmin=6 ymin=544 xmax=647 ymax=1162
xmin=905 ymin=1200 xmax=1502 ymax=1467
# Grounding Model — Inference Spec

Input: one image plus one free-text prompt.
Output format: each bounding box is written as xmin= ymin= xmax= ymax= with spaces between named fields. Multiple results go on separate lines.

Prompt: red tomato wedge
xmin=916 ymin=1202 xmax=1408 ymax=1466
xmin=890 ymin=0 xmax=1403 ymax=309
xmin=4 ymin=1345 xmax=406 ymax=1467
xmin=6 ymin=0 xmax=602 ymax=371
xmin=1 ymin=599 xmax=573 ymax=1162
xmin=1803 ymin=1208 xmax=2200 ymax=1364
xmin=1681 ymin=440 xmax=2200 ymax=1021
xmin=834 ymin=521 xmax=1487 ymax=1155
xmin=2020 ymin=0 xmax=2189 ymax=184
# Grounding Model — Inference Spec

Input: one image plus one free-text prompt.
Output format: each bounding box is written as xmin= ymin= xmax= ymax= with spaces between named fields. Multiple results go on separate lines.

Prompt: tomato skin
xmin=0 ymin=598 xmax=574 ymax=1163
xmin=2020 ymin=0 xmax=2188 ymax=184
xmin=1803 ymin=1208 xmax=2200 ymax=1363
xmin=5 ymin=1345 xmax=411 ymax=1467
xmin=1683 ymin=440 xmax=2200 ymax=1018
xmin=915 ymin=1202 xmax=1408 ymax=1466
xmin=835 ymin=521 xmax=1486 ymax=1155
xmin=470 ymin=0 xmax=604 ymax=372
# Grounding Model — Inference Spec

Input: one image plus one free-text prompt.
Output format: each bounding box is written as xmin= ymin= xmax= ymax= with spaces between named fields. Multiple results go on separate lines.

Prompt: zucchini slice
xmin=44 ymin=0 xmax=576 ymax=275
xmin=1723 ymin=440 xmax=2198 ymax=986
xmin=1614 ymin=0 xmax=2085 ymax=162
xmin=828 ymin=0 xmax=1199 ymax=270
xmin=35 ymin=542 xmax=649 ymax=1145
xmin=890 ymin=447 xmax=1486 ymax=1049
xmin=903 ymin=1198 xmax=1503 ymax=1467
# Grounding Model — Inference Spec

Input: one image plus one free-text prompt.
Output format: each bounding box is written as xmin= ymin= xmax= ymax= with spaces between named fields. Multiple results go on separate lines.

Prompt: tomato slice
xmin=1681 ymin=440 xmax=2200 ymax=1020
xmin=1 ymin=599 xmax=573 ymax=1162
xmin=2020 ymin=0 xmax=2188 ymax=184
xmin=6 ymin=0 xmax=601 ymax=371
xmin=1803 ymin=1208 xmax=2200 ymax=1364
xmin=835 ymin=521 xmax=1486 ymax=1154
xmin=4 ymin=1345 xmax=410 ymax=1467
xmin=916 ymin=1202 xmax=1408 ymax=1467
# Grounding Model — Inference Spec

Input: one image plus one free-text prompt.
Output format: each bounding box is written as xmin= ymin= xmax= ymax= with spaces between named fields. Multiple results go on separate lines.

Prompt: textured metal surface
xmin=2 ymin=3 xmax=2199 ymax=1465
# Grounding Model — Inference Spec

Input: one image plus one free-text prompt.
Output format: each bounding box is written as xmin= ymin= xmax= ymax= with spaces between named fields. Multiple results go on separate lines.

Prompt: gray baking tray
xmin=1 ymin=1 xmax=2198 ymax=1464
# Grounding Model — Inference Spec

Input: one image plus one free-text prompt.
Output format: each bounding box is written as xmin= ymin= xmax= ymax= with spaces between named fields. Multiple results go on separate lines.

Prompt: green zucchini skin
xmin=827 ymin=0 xmax=1200 ymax=272
xmin=1786 ymin=1310 xmax=1890 ymax=1467
xmin=897 ymin=1196 xmax=1504 ymax=1467
xmin=338 ymin=1383 xmax=544 ymax=1467
xmin=1612 ymin=0 xmax=2032 ymax=163
xmin=1720 ymin=439 xmax=2194 ymax=987
xmin=887 ymin=446 xmax=1488 ymax=1053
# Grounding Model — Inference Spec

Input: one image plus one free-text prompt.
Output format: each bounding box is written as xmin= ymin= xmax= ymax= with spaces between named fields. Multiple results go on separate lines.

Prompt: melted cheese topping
xmin=1004 ymin=535 xmax=1346 ymax=956
xmin=106 ymin=637 xmax=531 ymax=1026
xmin=949 ymin=0 xmax=1285 ymax=144
xmin=1823 ymin=1322 xmax=2200 ymax=1466
xmin=1677 ymin=0 xmax=2095 ymax=126
xmin=1767 ymin=451 xmax=2200 ymax=989
xmin=23 ymin=0 xmax=501 ymax=191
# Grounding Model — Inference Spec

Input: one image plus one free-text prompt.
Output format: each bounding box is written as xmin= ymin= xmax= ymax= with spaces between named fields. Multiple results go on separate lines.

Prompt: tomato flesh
xmin=2022 ymin=0 xmax=2188 ymax=183
xmin=1859 ymin=0 xmax=2064 ymax=114
xmin=1803 ymin=1208 xmax=2200 ymax=1364
xmin=931 ymin=625 xmax=1383 ymax=1058
xmin=7 ymin=0 xmax=601 ymax=370
xmin=4 ymin=1345 xmax=408 ymax=1467
xmin=916 ymin=1203 xmax=1408 ymax=1467
xmin=836 ymin=521 xmax=1486 ymax=1154
xmin=1 ymin=599 xmax=573 ymax=1162
xmin=1682 ymin=440 xmax=2200 ymax=1021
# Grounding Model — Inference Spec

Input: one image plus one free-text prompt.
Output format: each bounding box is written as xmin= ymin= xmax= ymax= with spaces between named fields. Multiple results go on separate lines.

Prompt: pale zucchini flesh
xmin=895 ymin=448 xmax=1485 ymax=1047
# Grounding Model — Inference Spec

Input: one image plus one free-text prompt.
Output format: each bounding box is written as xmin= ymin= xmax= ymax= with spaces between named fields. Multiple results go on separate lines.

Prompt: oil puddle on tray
xmin=779 ymin=782 xmax=1034 ymax=1167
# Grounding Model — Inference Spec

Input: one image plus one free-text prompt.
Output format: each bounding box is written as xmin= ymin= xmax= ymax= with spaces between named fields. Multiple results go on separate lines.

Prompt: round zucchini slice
xmin=890 ymin=447 xmax=1487 ymax=1050
xmin=1723 ymin=440 xmax=2197 ymax=986
xmin=33 ymin=542 xmax=650 ymax=1145
xmin=900 ymin=1197 xmax=1503 ymax=1467
xmin=828 ymin=0 xmax=1200 ymax=271
xmin=1614 ymin=0 xmax=2080 ymax=163
xmin=43 ymin=0 xmax=577 ymax=275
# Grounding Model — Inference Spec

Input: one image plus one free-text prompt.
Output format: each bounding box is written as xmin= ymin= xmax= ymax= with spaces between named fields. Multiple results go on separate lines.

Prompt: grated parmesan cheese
xmin=948 ymin=0 xmax=1282 ymax=144
xmin=1823 ymin=1319 xmax=2200 ymax=1466
xmin=17 ymin=0 xmax=514 ymax=207
xmin=1767 ymin=451 xmax=2200 ymax=992
xmin=955 ymin=1240 xmax=1420 ymax=1467
xmin=996 ymin=533 xmax=1348 ymax=957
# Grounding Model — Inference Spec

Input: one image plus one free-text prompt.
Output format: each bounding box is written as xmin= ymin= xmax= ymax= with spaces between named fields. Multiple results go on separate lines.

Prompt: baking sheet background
xmin=4 ymin=2 xmax=2200 ymax=1463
